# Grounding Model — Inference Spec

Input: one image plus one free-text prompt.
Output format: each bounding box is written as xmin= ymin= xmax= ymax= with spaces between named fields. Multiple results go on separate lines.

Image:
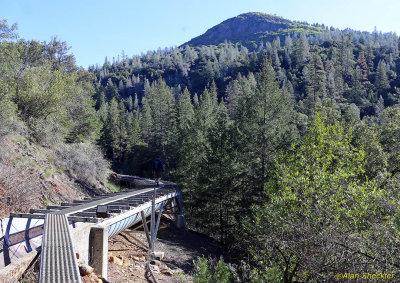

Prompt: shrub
xmin=0 ymin=98 xmax=22 ymax=137
xmin=0 ymin=154 xmax=40 ymax=217
xmin=56 ymin=143 xmax=110 ymax=185
xmin=28 ymin=115 xmax=68 ymax=146
xmin=193 ymin=256 xmax=233 ymax=283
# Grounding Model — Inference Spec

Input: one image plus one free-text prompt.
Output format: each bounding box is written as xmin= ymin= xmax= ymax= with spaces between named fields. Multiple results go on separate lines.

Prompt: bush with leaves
xmin=193 ymin=256 xmax=233 ymax=283
xmin=56 ymin=143 xmax=110 ymax=185
xmin=14 ymin=64 xmax=99 ymax=146
xmin=249 ymin=113 xmax=399 ymax=282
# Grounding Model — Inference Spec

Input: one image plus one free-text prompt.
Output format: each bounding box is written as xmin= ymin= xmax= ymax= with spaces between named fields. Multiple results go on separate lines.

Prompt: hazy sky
xmin=1 ymin=0 xmax=399 ymax=68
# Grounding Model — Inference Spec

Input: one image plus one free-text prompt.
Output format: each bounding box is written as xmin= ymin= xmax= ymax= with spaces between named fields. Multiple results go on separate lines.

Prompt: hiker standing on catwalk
xmin=152 ymin=157 xmax=164 ymax=186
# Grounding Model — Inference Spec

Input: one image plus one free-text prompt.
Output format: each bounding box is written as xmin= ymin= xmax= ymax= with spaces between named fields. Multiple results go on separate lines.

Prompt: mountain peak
xmin=184 ymin=12 xmax=325 ymax=48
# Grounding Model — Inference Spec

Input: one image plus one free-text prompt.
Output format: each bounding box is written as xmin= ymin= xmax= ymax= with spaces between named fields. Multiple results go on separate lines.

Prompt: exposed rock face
xmin=184 ymin=12 xmax=324 ymax=48
xmin=0 ymin=135 xmax=110 ymax=219
xmin=203 ymin=13 xmax=290 ymax=40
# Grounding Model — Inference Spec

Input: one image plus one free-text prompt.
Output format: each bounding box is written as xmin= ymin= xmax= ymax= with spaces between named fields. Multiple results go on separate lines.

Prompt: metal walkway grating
xmin=7 ymin=183 xmax=181 ymax=282
xmin=39 ymin=214 xmax=81 ymax=283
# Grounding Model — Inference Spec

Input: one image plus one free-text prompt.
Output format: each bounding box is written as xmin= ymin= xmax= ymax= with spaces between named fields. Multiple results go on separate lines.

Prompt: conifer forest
xmin=2 ymin=12 xmax=400 ymax=281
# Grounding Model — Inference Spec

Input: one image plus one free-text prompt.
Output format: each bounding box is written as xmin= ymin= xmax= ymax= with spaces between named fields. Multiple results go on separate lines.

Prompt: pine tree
xmin=271 ymin=41 xmax=281 ymax=73
xmin=174 ymin=88 xmax=201 ymax=216
xmin=139 ymin=78 xmax=176 ymax=157
xmin=197 ymin=88 xmax=215 ymax=137
xmin=349 ymin=66 xmax=367 ymax=104
xmin=339 ymin=35 xmax=355 ymax=79
xmin=125 ymin=110 xmax=142 ymax=151
xmin=198 ymin=102 xmax=237 ymax=244
xmin=294 ymin=33 xmax=310 ymax=67
xmin=235 ymin=60 xmax=297 ymax=205
xmin=375 ymin=95 xmax=385 ymax=116
xmin=326 ymin=60 xmax=338 ymax=99
xmin=357 ymin=52 xmax=369 ymax=83
xmin=209 ymin=80 xmax=218 ymax=106
xmin=193 ymin=93 xmax=199 ymax=107
xmin=304 ymin=53 xmax=327 ymax=102
xmin=139 ymin=96 xmax=152 ymax=144
xmin=176 ymin=88 xmax=194 ymax=133
xmin=103 ymin=99 xmax=127 ymax=162
xmin=225 ymin=76 xmax=241 ymax=116
xmin=133 ymin=94 xmax=139 ymax=111
xmin=97 ymin=97 xmax=108 ymax=125
xmin=126 ymin=95 xmax=134 ymax=112
xmin=375 ymin=60 xmax=390 ymax=95
xmin=105 ymin=79 xmax=119 ymax=101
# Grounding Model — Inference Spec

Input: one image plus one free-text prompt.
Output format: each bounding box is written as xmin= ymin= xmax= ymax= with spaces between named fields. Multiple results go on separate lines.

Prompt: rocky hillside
xmin=0 ymin=135 xmax=112 ymax=218
xmin=184 ymin=12 xmax=326 ymax=48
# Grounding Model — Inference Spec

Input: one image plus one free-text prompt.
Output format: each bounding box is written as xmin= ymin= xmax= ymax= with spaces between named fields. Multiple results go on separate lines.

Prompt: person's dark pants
xmin=153 ymin=171 xmax=163 ymax=185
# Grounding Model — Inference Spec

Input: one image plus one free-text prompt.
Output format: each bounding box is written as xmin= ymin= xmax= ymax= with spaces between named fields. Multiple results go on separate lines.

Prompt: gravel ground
xmin=17 ymin=201 xmax=228 ymax=283
xmin=100 ymin=216 xmax=228 ymax=283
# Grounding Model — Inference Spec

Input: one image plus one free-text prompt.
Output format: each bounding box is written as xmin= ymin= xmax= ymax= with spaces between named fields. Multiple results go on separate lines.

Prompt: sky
xmin=1 ymin=0 xmax=399 ymax=69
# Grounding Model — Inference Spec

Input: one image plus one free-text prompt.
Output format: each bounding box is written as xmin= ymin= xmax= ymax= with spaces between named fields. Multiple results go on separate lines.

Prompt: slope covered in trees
xmin=0 ymin=19 xmax=111 ymax=216
xmin=2 ymin=12 xmax=400 ymax=281
xmin=89 ymin=13 xmax=400 ymax=281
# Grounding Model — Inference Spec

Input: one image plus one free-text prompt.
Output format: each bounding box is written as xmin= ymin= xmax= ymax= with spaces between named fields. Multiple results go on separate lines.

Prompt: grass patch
xmin=107 ymin=182 xmax=122 ymax=192
xmin=43 ymin=169 xmax=52 ymax=179
xmin=47 ymin=154 xmax=55 ymax=163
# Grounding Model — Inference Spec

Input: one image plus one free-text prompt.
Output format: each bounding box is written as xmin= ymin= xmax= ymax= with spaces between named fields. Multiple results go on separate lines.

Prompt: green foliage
xmin=107 ymin=181 xmax=122 ymax=192
xmin=303 ymin=53 xmax=326 ymax=108
xmin=353 ymin=121 xmax=387 ymax=180
xmin=14 ymin=63 xmax=99 ymax=145
xmin=193 ymin=257 xmax=233 ymax=283
xmin=376 ymin=60 xmax=390 ymax=95
xmin=234 ymin=60 xmax=297 ymax=204
xmin=0 ymin=29 xmax=21 ymax=136
xmin=0 ymin=98 xmax=19 ymax=136
xmin=140 ymin=78 xmax=176 ymax=154
xmin=197 ymin=103 xmax=238 ymax=244
xmin=3 ymin=14 xmax=400 ymax=283
xmin=0 ymin=19 xmax=18 ymax=40
xmin=379 ymin=106 xmax=400 ymax=174
xmin=193 ymin=257 xmax=213 ymax=283
xmin=250 ymin=266 xmax=282 ymax=283
xmin=0 ymin=19 xmax=109 ymax=191
xmin=0 ymin=21 xmax=100 ymax=146
xmin=250 ymin=114 xmax=396 ymax=281
xmin=214 ymin=257 xmax=234 ymax=283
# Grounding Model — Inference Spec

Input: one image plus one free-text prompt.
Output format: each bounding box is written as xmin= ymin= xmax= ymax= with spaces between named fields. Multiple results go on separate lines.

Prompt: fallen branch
xmin=121 ymin=232 xmax=149 ymax=251
xmin=145 ymin=261 xmax=159 ymax=283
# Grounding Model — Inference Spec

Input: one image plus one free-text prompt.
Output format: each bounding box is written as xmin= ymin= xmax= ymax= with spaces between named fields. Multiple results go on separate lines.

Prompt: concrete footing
xmin=89 ymin=226 xmax=109 ymax=279
xmin=174 ymin=214 xmax=186 ymax=229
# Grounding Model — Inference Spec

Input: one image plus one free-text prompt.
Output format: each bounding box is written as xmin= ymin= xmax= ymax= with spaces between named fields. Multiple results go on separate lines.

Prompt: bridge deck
xmin=6 ymin=184 xmax=182 ymax=283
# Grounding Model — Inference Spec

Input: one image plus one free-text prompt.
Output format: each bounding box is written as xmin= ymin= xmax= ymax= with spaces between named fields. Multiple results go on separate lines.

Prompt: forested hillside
xmin=88 ymin=12 xmax=400 ymax=281
xmin=0 ymin=20 xmax=111 ymax=216
xmin=2 ymin=10 xmax=400 ymax=281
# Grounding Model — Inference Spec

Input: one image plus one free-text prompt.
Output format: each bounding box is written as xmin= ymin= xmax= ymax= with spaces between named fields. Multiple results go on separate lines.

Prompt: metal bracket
xmin=25 ymin=218 xmax=32 ymax=253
